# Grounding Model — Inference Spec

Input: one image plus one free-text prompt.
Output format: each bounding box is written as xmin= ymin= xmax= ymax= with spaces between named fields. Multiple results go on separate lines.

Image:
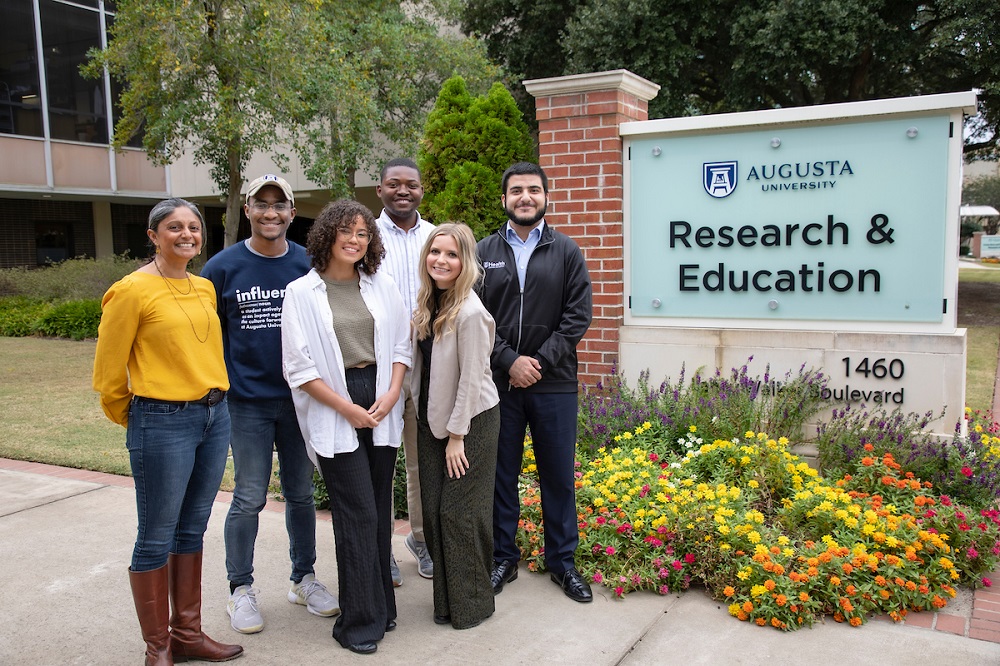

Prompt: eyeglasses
xmin=250 ymin=201 xmax=291 ymax=213
xmin=337 ymin=227 xmax=371 ymax=242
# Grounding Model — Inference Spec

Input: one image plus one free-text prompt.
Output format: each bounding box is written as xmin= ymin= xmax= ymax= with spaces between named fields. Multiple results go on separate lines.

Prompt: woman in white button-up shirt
xmin=281 ymin=200 xmax=410 ymax=655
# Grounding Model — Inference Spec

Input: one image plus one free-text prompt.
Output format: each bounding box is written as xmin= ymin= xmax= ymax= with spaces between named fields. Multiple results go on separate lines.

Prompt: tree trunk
xmin=224 ymin=141 xmax=242 ymax=247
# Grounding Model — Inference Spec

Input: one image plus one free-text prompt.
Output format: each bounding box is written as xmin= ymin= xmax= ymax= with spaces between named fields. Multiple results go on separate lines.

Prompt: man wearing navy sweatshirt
xmin=202 ymin=174 xmax=339 ymax=634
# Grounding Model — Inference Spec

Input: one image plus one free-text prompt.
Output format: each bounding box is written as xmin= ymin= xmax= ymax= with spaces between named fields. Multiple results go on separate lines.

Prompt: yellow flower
xmin=689 ymin=425 xmax=698 ymax=433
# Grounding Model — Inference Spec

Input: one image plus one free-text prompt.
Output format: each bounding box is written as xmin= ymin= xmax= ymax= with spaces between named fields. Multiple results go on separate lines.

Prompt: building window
xmin=40 ymin=0 xmax=107 ymax=143
xmin=36 ymin=221 xmax=74 ymax=265
xmin=0 ymin=2 xmax=44 ymax=137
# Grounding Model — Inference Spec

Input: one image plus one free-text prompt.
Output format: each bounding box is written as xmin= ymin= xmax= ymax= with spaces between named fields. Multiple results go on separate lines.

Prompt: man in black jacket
xmin=477 ymin=161 xmax=594 ymax=603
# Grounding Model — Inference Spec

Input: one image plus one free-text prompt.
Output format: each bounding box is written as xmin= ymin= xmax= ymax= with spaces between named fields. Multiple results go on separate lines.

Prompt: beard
xmin=505 ymin=202 xmax=547 ymax=227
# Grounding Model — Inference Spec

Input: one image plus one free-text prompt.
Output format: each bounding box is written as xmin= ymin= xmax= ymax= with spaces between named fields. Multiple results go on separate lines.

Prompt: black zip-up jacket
xmin=476 ymin=223 xmax=592 ymax=393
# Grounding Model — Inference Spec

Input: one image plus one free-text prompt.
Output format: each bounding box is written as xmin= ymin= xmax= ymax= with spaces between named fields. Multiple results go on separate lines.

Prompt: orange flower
xmin=776 ymin=594 xmax=787 ymax=606
xmin=861 ymin=456 xmax=875 ymax=466
xmin=879 ymin=589 xmax=891 ymax=600
xmin=764 ymin=579 xmax=776 ymax=591
xmin=799 ymin=592 xmax=810 ymax=602
xmin=756 ymin=617 xmax=767 ymax=626
xmin=770 ymin=546 xmax=781 ymax=555
xmin=770 ymin=617 xmax=783 ymax=628
xmin=931 ymin=595 xmax=947 ymax=609
xmin=742 ymin=601 xmax=753 ymax=613
xmin=842 ymin=563 xmax=854 ymax=575
xmin=905 ymin=581 xmax=917 ymax=592
xmin=829 ymin=575 xmax=841 ymax=586
xmin=773 ymin=564 xmax=785 ymax=576
xmin=874 ymin=575 xmax=887 ymax=586
xmin=723 ymin=586 xmax=735 ymax=597
xmin=849 ymin=616 xmax=863 ymax=627
xmin=845 ymin=585 xmax=857 ymax=595
xmin=863 ymin=443 xmax=874 ymax=452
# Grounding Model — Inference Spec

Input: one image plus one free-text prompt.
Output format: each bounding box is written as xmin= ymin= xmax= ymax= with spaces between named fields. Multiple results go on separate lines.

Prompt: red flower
xmin=684 ymin=553 xmax=696 ymax=564
xmin=961 ymin=466 xmax=973 ymax=478
xmin=984 ymin=577 xmax=993 ymax=588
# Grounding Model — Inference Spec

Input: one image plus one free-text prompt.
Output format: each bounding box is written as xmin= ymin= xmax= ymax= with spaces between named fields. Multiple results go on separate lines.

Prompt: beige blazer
xmin=410 ymin=292 xmax=500 ymax=440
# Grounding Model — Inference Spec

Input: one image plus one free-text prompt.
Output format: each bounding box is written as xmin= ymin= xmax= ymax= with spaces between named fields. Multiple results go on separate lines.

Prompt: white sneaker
xmin=288 ymin=573 xmax=340 ymax=617
xmin=227 ymin=585 xmax=263 ymax=634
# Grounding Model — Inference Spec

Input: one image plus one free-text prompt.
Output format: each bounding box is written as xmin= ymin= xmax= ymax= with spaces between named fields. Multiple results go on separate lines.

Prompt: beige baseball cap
xmin=245 ymin=174 xmax=294 ymax=205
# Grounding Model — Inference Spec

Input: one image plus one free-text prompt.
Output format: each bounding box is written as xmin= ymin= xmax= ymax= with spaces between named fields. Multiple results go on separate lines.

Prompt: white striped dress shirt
xmin=375 ymin=209 xmax=435 ymax=317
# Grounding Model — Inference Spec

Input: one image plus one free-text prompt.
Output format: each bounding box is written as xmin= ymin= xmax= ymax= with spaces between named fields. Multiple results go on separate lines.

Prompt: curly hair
xmin=413 ymin=223 xmax=483 ymax=341
xmin=307 ymin=200 xmax=384 ymax=275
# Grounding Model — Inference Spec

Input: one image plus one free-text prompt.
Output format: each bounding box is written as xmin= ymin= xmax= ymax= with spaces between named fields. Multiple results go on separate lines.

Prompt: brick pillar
xmin=524 ymin=70 xmax=660 ymax=388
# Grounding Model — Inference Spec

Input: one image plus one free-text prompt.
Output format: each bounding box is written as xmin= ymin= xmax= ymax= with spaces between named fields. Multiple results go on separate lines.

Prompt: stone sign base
xmin=618 ymin=326 xmax=967 ymax=437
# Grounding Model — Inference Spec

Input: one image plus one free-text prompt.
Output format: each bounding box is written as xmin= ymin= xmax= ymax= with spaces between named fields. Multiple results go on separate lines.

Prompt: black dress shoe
xmin=490 ymin=560 xmax=518 ymax=595
xmin=385 ymin=619 xmax=397 ymax=632
xmin=551 ymin=568 xmax=593 ymax=603
xmin=433 ymin=614 xmax=451 ymax=625
xmin=346 ymin=641 xmax=378 ymax=655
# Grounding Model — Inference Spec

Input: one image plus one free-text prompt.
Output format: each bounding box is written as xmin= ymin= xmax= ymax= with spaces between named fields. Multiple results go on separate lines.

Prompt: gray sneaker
xmin=227 ymin=585 xmax=263 ymax=634
xmin=405 ymin=533 xmax=434 ymax=579
xmin=390 ymin=552 xmax=402 ymax=587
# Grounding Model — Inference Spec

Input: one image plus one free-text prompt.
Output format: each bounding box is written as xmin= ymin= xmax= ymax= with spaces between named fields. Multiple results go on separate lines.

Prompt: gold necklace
xmin=153 ymin=258 xmax=211 ymax=343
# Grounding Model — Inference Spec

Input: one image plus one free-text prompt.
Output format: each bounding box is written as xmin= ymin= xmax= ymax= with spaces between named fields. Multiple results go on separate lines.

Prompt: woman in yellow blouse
xmin=93 ymin=198 xmax=242 ymax=664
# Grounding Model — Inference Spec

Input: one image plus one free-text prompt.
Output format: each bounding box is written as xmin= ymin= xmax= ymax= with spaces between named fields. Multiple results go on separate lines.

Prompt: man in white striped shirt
xmin=375 ymin=158 xmax=435 ymax=583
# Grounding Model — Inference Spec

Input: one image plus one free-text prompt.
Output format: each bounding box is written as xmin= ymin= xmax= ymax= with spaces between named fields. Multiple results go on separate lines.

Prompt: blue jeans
xmin=127 ymin=396 xmax=231 ymax=572
xmin=224 ymin=397 xmax=316 ymax=586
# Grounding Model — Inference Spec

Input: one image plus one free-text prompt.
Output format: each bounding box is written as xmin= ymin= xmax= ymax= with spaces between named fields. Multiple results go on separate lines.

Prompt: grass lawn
xmin=0 ymin=336 xmax=236 ymax=490
xmin=1 ymin=267 xmax=997 ymax=480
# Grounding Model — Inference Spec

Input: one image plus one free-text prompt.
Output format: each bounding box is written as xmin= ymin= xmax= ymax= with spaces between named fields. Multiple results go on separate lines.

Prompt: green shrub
xmin=33 ymin=299 xmax=103 ymax=340
xmin=0 ymin=297 xmax=52 ymax=336
xmin=0 ymin=254 xmax=140 ymax=301
xmin=419 ymin=76 xmax=534 ymax=239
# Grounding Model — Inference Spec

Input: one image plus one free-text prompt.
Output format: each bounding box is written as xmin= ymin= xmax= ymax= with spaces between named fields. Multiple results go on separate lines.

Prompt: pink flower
xmin=671 ymin=560 xmax=684 ymax=571
xmin=615 ymin=586 xmax=624 ymax=597
xmin=941 ymin=495 xmax=953 ymax=506
xmin=605 ymin=545 xmax=616 ymax=555
xmin=649 ymin=453 xmax=659 ymax=462
xmin=684 ymin=553 xmax=696 ymax=564
xmin=631 ymin=574 xmax=641 ymax=586
xmin=596 ymin=516 xmax=606 ymax=525
xmin=968 ymin=547 xmax=980 ymax=559
xmin=593 ymin=571 xmax=603 ymax=584
xmin=984 ymin=577 xmax=993 ymax=588
xmin=961 ymin=466 xmax=973 ymax=478
xmin=658 ymin=567 xmax=669 ymax=579
xmin=653 ymin=557 xmax=663 ymax=567
xmin=659 ymin=585 xmax=669 ymax=595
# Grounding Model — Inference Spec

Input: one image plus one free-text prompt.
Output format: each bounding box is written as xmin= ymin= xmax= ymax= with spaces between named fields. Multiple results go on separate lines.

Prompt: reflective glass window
xmin=40 ymin=0 xmax=108 ymax=143
xmin=0 ymin=3 xmax=44 ymax=137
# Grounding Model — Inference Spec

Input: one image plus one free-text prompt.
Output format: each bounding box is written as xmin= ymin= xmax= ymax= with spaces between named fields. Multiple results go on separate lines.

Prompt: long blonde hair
xmin=413 ymin=223 xmax=483 ymax=340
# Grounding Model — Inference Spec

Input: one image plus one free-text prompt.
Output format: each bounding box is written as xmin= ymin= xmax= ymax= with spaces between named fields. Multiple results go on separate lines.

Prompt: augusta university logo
xmin=703 ymin=161 xmax=738 ymax=198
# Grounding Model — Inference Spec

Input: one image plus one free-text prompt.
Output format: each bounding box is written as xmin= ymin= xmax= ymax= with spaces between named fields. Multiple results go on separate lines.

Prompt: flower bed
xmin=516 ymin=366 xmax=1000 ymax=630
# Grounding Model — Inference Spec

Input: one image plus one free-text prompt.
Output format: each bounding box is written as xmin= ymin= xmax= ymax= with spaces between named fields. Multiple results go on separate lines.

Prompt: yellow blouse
xmin=92 ymin=271 xmax=229 ymax=427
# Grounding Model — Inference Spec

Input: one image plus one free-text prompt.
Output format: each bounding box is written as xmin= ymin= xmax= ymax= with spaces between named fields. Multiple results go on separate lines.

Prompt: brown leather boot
xmin=167 ymin=552 xmax=243 ymax=662
xmin=129 ymin=565 xmax=173 ymax=666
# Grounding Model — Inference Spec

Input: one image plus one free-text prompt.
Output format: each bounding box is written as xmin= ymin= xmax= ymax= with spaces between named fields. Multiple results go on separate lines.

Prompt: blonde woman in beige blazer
xmin=411 ymin=223 xmax=500 ymax=630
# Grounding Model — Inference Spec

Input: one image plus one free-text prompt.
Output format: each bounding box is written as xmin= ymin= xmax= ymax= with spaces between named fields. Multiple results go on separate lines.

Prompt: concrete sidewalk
xmin=2 ymin=464 xmax=1000 ymax=665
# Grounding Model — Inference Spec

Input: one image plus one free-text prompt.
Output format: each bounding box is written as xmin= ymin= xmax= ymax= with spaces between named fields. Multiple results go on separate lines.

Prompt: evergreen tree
xmin=419 ymin=77 xmax=535 ymax=239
